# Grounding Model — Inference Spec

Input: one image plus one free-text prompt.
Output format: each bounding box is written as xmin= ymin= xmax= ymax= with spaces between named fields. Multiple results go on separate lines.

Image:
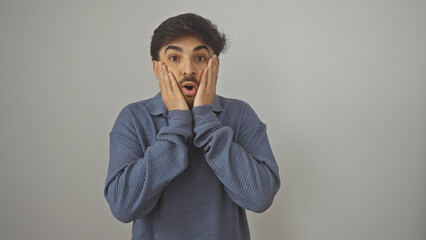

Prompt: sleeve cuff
xmin=192 ymin=105 xmax=222 ymax=147
xmin=192 ymin=105 xmax=221 ymax=128
xmin=168 ymin=110 xmax=193 ymax=131
xmin=157 ymin=110 xmax=193 ymax=142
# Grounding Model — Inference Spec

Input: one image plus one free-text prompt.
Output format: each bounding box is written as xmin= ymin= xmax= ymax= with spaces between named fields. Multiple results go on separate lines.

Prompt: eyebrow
xmin=164 ymin=45 xmax=182 ymax=54
xmin=164 ymin=45 xmax=210 ymax=55
xmin=193 ymin=45 xmax=210 ymax=53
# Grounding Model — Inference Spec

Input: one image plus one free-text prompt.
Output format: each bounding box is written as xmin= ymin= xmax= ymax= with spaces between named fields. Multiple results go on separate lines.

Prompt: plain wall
xmin=1 ymin=0 xmax=425 ymax=239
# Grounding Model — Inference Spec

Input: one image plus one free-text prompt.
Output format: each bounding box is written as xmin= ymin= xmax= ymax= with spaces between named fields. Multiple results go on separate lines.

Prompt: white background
xmin=1 ymin=0 xmax=425 ymax=239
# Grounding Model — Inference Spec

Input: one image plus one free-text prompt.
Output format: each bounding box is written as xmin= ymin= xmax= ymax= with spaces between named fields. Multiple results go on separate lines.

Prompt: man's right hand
xmin=153 ymin=61 xmax=189 ymax=111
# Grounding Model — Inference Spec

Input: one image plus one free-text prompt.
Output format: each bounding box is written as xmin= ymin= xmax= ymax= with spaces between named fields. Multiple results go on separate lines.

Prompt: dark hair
xmin=150 ymin=13 xmax=228 ymax=61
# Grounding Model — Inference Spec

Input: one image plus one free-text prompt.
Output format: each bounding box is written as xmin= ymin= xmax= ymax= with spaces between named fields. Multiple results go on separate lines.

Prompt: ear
xmin=152 ymin=61 xmax=160 ymax=79
xmin=152 ymin=60 xmax=158 ymax=72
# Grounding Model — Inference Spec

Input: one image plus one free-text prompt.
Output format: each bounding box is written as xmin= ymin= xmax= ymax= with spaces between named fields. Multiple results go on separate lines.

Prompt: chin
xmin=186 ymin=99 xmax=194 ymax=109
xmin=187 ymin=102 xmax=194 ymax=109
xmin=183 ymin=96 xmax=193 ymax=108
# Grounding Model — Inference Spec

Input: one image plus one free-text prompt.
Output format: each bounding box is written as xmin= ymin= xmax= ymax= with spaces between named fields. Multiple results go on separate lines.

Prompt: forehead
xmin=160 ymin=36 xmax=212 ymax=53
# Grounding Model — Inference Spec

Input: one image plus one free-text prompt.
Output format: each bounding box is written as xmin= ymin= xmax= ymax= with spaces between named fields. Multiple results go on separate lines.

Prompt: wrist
xmin=192 ymin=105 xmax=222 ymax=148
xmin=163 ymin=100 xmax=189 ymax=111
xmin=168 ymin=110 xmax=193 ymax=131
xmin=192 ymin=105 xmax=220 ymax=129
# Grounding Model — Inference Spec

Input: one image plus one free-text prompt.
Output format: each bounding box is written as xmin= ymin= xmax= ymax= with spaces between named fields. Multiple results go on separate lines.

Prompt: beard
xmin=178 ymin=75 xmax=198 ymax=87
xmin=178 ymin=75 xmax=199 ymax=109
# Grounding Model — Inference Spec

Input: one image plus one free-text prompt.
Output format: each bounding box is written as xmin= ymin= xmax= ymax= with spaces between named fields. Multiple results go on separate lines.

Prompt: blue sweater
xmin=104 ymin=93 xmax=280 ymax=239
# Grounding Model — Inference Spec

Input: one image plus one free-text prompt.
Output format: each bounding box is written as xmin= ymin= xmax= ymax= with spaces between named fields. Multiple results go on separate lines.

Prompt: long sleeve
xmin=104 ymin=108 xmax=193 ymax=223
xmin=192 ymin=104 xmax=280 ymax=213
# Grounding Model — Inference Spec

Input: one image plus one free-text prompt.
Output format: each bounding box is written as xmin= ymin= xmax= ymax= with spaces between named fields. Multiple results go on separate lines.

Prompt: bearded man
xmin=104 ymin=13 xmax=280 ymax=240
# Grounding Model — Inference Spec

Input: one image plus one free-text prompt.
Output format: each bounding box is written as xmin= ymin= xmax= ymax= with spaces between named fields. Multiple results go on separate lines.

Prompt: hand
xmin=153 ymin=61 xmax=189 ymax=111
xmin=193 ymin=55 xmax=219 ymax=107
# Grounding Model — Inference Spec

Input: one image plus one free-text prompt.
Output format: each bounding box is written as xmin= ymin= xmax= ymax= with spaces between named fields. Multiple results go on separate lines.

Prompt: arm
xmin=192 ymin=103 xmax=280 ymax=213
xmin=192 ymin=55 xmax=279 ymax=212
xmin=104 ymin=108 xmax=193 ymax=223
xmin=105 ymin=61 xmax=192 ymax=223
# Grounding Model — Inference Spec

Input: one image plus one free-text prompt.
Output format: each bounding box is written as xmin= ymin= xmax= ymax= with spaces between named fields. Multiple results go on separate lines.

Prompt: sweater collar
xmin=145 ymin=92 xmax=224 ymax=116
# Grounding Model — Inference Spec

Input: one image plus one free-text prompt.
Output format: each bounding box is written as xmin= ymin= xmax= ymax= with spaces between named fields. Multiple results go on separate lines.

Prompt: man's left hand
xmin=193 ymin=55 xmax=219 ymax=107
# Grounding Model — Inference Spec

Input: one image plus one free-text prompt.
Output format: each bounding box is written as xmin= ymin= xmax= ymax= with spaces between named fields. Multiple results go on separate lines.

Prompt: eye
xmin=195 ymin=55 xmax=206 ymax=62
xmin=169 ymin=55 xmax=179 ymax=62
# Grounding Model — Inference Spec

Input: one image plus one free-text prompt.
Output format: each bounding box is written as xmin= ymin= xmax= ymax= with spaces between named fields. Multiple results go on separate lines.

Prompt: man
xmin=104 ymin=13 xmax=280 ymax=239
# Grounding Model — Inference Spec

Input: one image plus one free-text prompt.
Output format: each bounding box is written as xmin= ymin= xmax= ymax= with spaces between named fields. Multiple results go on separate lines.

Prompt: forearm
xmin=105 ymin=140 xmax=189 ymax=222
xmin=104 ymin=110 xmax=193 ymax=222
xmin=192 ymin=105 xmax=280 ymax=212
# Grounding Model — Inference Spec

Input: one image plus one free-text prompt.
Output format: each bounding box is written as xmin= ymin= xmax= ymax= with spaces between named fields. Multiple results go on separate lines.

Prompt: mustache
xmin=178 ymin=75 xmax=198 ymax=86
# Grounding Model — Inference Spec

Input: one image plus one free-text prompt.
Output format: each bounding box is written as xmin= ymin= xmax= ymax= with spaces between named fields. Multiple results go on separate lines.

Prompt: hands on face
xmin=193 ymin=55 xmax=219 ymax=108
xmin=154 ymin=61 xmax=189 ymax=111
xmin=153 ymin=55 xmax=219 ymax=111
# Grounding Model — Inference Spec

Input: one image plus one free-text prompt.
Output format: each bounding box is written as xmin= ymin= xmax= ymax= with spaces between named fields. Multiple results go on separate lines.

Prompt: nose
xmin=182 ymin=59 xmax=195 ymax=76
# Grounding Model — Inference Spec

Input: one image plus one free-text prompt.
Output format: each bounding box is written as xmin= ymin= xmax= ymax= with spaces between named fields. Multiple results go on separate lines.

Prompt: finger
xmin=157 ymin=62 xmax=165 ymax=85
xmin=160 ymin=63 xmax=173 ymax=94
xmin=211 ymin=55 xmax=219 ymax=89
xmin=204 ymin=57 xmax=214 ymax=88
xmin=168 ymin=72 xmax=181 ymax=95
xmin=206 ymin=56 xmax=215 ymax=89
xmin=199 ymin=66 xmax=208 ymax=89
xmin=156 ymin=62 xmax=167 ymax=92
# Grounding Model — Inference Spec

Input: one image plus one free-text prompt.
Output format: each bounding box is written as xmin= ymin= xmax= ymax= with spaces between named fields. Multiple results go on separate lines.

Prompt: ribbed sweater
xmin=104 ymin=93 xmax=280 ymax=240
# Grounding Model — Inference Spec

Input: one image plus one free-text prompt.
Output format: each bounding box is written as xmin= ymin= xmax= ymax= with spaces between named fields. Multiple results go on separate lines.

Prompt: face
xmin=155 ymin=36 xmax=214 ymax=107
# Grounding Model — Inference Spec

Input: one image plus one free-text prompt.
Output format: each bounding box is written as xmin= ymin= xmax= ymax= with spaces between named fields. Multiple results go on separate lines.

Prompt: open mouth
xmin=182 ymin=82 xmax=197 ymax=96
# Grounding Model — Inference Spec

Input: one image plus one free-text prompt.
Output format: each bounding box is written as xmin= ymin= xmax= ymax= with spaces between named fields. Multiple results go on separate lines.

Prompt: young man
xmin=104 ymin=13 xmax=280 ymax=239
